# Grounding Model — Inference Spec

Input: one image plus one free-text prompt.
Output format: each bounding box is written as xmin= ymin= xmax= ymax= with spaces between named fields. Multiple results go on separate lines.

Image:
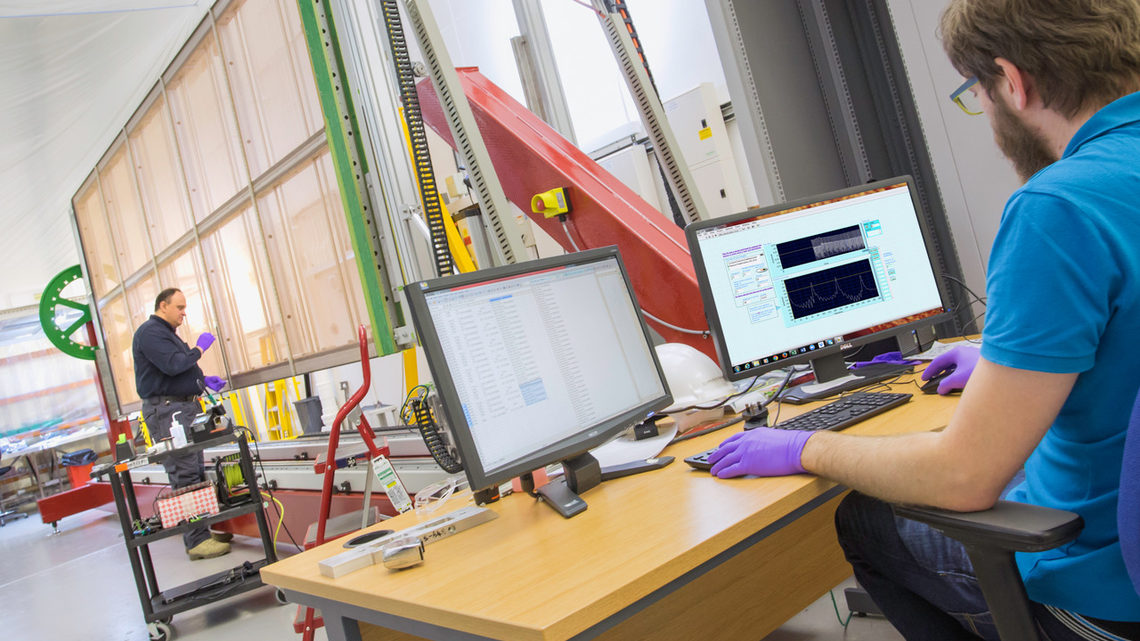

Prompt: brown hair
xmin=940 ymin=0 xmax=1140 ymax=118
xmin=154 ymin=288 xmax=182 ymax=311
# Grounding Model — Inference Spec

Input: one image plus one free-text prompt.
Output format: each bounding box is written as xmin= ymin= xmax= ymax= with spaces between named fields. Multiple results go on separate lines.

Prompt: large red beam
xmin=417 ymin=68 xmax=716 ymax=361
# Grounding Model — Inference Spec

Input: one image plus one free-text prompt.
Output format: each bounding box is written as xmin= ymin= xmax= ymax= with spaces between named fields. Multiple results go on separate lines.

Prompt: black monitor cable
xmin=402 ymin=385 xmax=463 ymax=474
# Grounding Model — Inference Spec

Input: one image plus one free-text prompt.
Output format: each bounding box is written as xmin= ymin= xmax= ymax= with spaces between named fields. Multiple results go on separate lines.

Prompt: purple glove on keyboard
xmin=921 ymin=345 xmax=981 ymax=395
xmin=707 ymin=427 xmax=815 ymax=478
xmin=195 ymin=332 xmax=216 ymax=352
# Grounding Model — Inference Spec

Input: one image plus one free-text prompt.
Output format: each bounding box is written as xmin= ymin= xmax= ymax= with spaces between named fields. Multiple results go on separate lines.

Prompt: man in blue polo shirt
xmin=704 ymin=1 xmax=1140 ymax=638
xmin=133 ymin=287 xmax=230 ymax=560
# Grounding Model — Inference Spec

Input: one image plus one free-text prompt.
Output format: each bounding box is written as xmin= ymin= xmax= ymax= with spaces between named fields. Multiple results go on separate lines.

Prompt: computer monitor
xmin=404 ymin=246 xmax=672 ymax=517
xmin=686 ymin=177 xmax=953 ymax=401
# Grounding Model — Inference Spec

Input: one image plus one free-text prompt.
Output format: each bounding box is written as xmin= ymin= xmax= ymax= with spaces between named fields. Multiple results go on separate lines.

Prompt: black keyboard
xmin=685 ymin=392 xmax=912 ymax=470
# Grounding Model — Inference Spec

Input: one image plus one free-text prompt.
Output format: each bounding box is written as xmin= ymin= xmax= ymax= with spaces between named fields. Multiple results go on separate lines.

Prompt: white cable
xmin=559 ymin=218 xmax=582 ymax=252
xmin=640 ymin=309 xmax=709 ymax=336
xmin=560 ymin=218 xmax=709 ymax=337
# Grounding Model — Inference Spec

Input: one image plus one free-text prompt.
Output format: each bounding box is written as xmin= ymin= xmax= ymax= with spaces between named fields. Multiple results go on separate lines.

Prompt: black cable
xmin=401 ymin=386 xmax=463 ymax=474
xmin=664 ymin=375 xmax=761 ymax=414
xmin=670 ymin=366 xmax=801 ymax=418
xmin=248 ymin=431 xmax=301 ymax=550
xmin=943 ymin=274 xmax=987 ymax=308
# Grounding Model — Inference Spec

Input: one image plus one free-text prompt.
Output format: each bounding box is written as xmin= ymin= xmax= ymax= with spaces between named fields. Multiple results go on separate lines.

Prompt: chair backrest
xmin=1119 ymin=386 xmax=1140 ymax=595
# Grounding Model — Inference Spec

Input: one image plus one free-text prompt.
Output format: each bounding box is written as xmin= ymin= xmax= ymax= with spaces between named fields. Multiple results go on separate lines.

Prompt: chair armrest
xmin=893 ymin=500 xmax=1083 ymax=552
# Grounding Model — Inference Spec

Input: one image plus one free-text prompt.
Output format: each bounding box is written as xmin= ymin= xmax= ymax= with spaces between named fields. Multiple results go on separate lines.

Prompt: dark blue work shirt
xmin=132 ymin=315 xmax=204 ymax=399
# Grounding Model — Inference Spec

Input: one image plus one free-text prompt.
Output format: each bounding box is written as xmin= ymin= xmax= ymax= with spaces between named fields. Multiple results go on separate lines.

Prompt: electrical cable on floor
xmin=271 ymin=495 xmax=286 ymax=551
xmin=829 ymin=590 xmax=854 ymax=628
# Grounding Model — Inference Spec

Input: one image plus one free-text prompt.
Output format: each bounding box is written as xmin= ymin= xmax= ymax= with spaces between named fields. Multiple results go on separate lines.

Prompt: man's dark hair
xmin=941 ymin=0 xmax=1140 ymax=118
xmin=154 ymin=288 xmax=182 ymax=311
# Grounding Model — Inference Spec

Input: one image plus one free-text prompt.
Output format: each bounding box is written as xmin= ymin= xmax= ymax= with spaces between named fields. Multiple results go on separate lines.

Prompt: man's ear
xmin=993 ymin=57 xmax=1032 ymax=110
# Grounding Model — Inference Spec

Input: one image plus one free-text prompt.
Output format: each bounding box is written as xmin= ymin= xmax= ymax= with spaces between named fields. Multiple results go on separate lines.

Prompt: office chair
xmin=885 ymin=386 xmax=1140 ymax=640
xmin=0 ymin=463 xmax=29 ymax=525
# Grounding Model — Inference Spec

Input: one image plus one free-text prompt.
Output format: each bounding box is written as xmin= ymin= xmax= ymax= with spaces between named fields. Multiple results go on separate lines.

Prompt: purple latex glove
xmin=195 ymin=332 xmax=216 ymax=352
xmin=203 ymin=375 xmax=227 ymax=392
xmin=849 ymin=350 xmax=921 ymax=369
xmin=707 ymin=427 xmax=815 ymax=478
xmin=921 ymin=344 xmax=981 ymax=395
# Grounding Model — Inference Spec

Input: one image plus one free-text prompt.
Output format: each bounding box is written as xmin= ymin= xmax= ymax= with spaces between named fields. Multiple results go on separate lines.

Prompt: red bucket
xmin=66 ymin=463 xmax=94 ymax=488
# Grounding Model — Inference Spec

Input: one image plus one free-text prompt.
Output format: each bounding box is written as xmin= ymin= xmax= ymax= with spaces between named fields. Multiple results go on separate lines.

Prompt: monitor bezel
xmin=404 ymin=246 xmax=674 ymax=492
xmin=685 ymin=176 xmax=954 ymax=382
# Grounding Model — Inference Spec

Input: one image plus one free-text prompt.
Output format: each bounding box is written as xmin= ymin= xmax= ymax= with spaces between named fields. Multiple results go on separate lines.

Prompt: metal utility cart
xmin=93 ymin=429 xmax=279 ymax=641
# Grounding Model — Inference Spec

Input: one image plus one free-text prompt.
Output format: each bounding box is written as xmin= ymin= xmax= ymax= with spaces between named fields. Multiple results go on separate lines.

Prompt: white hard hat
xmin=655 ymin=343 xmax=735 ymax=413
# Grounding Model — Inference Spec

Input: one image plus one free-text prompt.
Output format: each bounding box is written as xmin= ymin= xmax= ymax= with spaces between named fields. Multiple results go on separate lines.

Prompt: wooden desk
xmin=262 ymin=376 xmax=958 ymax=641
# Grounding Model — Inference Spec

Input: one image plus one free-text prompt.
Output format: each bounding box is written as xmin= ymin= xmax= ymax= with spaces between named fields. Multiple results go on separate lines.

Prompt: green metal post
xmin=297 ymin=0 xmax=398 ymax=355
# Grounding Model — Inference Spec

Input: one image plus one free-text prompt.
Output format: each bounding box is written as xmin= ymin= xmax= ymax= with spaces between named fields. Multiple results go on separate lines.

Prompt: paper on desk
xmin=589 ymin=424 xmax=679 ymax=468
xmin=913 ymin=339 xmax=982 ymax=361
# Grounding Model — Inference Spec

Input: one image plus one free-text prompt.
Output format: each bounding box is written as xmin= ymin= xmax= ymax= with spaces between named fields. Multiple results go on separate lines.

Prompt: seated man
xmin=707 ymin=1 xmax=1140 ymax=638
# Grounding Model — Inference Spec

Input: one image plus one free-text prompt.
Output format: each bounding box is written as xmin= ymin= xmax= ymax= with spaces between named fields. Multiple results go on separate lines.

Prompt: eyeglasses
xmin=413 ymin=475 xmax=469 ymax=515
xmin=950 ymin=76 xmax=983 ymax=116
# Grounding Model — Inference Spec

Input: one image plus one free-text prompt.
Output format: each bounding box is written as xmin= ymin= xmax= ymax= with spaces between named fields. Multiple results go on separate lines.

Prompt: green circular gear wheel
xmin=39 ymin=265 xmax=97 ymax=360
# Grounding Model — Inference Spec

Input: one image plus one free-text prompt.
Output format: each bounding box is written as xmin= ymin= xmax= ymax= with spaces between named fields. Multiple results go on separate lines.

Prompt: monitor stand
xmin=527 ymin=452 xmax=601 ymax=518
xmin=779 ymin=352 xmax=913 ymax=404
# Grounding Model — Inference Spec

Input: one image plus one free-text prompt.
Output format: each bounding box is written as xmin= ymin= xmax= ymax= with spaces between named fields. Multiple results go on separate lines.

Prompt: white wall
xmin=887 ymin=0 xmax=1022 ymax=301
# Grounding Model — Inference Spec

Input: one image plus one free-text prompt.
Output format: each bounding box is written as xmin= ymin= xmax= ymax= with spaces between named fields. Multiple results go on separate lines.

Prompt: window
xmin=73 ymin=2 xmax=371 ymax=413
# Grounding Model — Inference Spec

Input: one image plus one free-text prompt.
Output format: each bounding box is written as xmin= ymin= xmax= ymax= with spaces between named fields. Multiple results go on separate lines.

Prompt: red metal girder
xmin=416 ymin=68 xmax=716 ymax=361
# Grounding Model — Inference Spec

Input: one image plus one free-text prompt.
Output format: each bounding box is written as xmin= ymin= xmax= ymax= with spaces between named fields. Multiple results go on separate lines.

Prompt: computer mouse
xmin=920 ymin=365 xmax=957 ymax=395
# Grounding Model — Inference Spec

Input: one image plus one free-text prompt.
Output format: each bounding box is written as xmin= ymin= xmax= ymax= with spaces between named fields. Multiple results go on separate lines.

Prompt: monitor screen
xmin=687 ymin=177 xmax=950 ymax=382
xmin=405 ymin=247 xmax=672 ymax=500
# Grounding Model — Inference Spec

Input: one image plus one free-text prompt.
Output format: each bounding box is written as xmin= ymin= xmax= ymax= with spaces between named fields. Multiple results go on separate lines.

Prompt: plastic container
xmin=293 ymin=396 xmax=324 ymax=435
xmin=170 ymin=413 xmax=188 ymax=448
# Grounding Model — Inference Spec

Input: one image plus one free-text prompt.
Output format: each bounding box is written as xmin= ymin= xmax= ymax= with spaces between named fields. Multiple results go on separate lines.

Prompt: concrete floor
xmin=0 ymin=506 xmax=904 ymax=641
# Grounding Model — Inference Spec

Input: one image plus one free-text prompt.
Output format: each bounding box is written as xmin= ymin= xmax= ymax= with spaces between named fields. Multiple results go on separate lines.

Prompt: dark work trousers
xmin=142 ymin=399 xmax=210 ymax=550
xmin=835 ymin=485 xmax=1139 ymax=641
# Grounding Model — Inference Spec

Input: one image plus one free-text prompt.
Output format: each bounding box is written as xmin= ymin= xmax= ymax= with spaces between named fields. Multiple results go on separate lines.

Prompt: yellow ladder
xmin=263 ymin=377 xmax=303 ymax=440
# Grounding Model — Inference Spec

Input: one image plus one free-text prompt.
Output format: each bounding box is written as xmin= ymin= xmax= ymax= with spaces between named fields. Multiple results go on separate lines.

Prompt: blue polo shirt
xmin=982 ymin=92 xmax=1140 ymax=620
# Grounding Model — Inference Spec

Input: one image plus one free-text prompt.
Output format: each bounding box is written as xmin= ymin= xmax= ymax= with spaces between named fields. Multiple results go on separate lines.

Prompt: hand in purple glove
xmin=921 ymin=344 xmax=981 ymax=395
xmin=195 ymin=332 xmax=216 ymax=352
xmin=707 ymin=427 xmax=815 ymax=478
xmin=203 ymin=375 xmax=227 ymax=392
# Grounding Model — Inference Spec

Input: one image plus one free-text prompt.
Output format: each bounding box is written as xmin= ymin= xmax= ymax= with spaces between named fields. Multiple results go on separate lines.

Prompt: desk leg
xmin=24 ymin=454 xmax=43 ymax=499
xmin=325 ymin=615 xmax=363 ymax=641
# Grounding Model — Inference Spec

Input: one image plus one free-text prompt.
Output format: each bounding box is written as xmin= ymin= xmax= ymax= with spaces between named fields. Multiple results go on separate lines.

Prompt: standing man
xmin=706 ymin=1 xmax=1140 ymax=639
xmin=133 ymin=287 xmax=231 ymax=560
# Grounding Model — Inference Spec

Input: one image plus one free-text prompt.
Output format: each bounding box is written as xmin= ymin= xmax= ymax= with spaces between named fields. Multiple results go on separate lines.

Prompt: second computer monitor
xmin=686 ymin=177 xmax=952 ymax=395
xmin=405 ymin=247 xmax=672 ymax=517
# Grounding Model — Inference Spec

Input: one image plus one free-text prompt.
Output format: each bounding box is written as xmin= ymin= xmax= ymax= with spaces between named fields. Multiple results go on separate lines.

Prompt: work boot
xmin=188 ymin=538 xmax=231 ymax=560
xmin=210 ymin=531 xmax=234 ymax=543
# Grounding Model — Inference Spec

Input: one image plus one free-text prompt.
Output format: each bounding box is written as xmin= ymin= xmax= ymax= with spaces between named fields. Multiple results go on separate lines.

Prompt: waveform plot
xmin=784 ymin=259 xmax=879 ymax=319
xmin=777 ymin=225 xmax=865 ymax=269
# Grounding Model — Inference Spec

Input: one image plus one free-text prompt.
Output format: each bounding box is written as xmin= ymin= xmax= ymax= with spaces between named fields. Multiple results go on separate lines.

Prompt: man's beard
xmin=991 ymin=93 xmax=1058 ymax=182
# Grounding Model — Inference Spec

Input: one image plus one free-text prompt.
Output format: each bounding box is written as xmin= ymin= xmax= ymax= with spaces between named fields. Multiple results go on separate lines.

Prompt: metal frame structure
xmin=400 ymin=0 xmax=528 ymax=267
xmin=296 ymin=0 xmax=399 ymax=356
xmin=591 ymin=0 xmax=709 ymax=226
xmin=704 ymin=0 xmax=974 ymax=336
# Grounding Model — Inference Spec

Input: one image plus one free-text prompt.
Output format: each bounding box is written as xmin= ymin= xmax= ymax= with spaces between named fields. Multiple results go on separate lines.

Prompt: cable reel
xmin=39 ymin=265 xmax=97 ymax=360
